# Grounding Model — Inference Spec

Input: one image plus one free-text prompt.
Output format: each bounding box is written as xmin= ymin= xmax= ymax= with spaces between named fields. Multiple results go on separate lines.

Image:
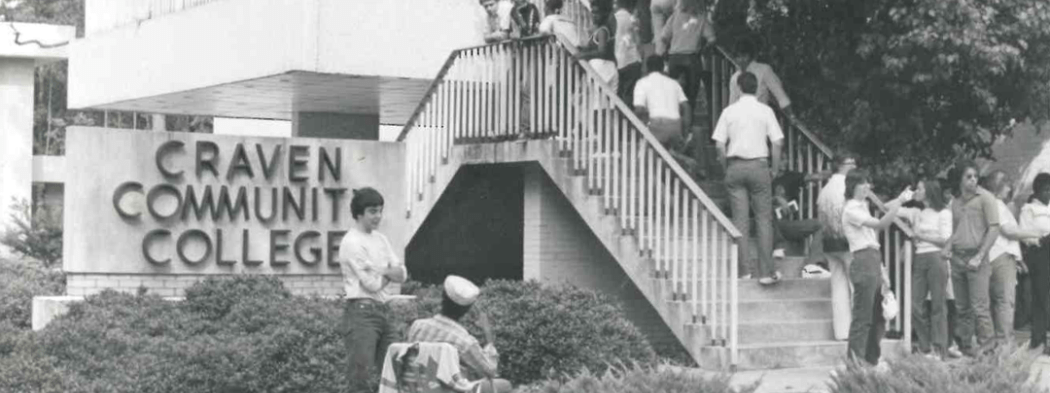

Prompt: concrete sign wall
xmin=63 ymin=127 xmax=407 ymax=278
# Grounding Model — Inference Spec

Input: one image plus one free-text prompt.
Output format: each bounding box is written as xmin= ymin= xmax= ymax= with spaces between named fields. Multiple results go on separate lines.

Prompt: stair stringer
xmin=408 ymin=139 xmax=716 ymax=367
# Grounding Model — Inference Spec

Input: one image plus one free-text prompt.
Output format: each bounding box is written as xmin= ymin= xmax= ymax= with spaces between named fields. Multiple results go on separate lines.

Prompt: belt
xmin=346 ymin=298 xmax=383 ymax=306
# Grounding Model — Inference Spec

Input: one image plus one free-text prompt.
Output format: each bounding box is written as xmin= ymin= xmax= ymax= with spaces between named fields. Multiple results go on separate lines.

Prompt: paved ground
xmin=708 ymin=355 xmax=1050 ymax=393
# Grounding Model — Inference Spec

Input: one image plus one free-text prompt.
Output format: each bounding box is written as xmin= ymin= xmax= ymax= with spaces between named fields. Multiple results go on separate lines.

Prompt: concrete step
xmin=695 ymin=319 xmax=836 ymax=345
xmin=652 ymin=277 xmax=831 ymax=302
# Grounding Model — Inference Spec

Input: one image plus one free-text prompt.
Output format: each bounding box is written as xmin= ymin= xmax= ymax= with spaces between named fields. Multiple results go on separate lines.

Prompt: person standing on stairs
xmin=649 ymin=0 xmax=675 ymax=55
xmin=614 ymin=0 xmax=643 ymax=108
xmin=633 ymin=55 xmax=696 ymax=169
xmin=479 ymin=0 xmax=514 ymax=44
xmin=817 ymin=154 xmax=858 ymax=341
xmin=577 ymin=3 xmax=619 ymax=90
xmin=711 ymin=71 xmax=782 ymax=285
xmin=338 ymin=188 xmax=408 ymax=392
xmin=896 ymin=179 xmax=952 ymax=359
xmin=942 ymin=160 xmax=1000 ymax=357
xmin=728 ymin=39 xmax=794 ymax=121
xmin=655 ymin=0 xmax=715 ymax=121
xmin=539 ymin=0 xmax=581 ymax=47
xmin=1020 ymin=173 xmax=1050 ymax=354
xmin=842 ymin=170 xmax=911 ymax=367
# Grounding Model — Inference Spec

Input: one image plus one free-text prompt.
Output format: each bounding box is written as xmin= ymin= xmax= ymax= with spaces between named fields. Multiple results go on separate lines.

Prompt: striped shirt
xmin=407 ymin=315 xmax=500 ymax=380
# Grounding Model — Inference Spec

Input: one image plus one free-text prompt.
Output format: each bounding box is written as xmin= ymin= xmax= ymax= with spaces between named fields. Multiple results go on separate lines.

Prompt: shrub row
xmin=0 ymin=258 xmax=64 ymax=330
xmin=0 ymin=276 xmax=656 ymax=392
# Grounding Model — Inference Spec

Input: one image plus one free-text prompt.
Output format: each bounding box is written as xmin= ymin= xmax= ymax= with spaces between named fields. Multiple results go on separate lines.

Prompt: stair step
xmin=695 ymin=319 xmax=835 ymax=344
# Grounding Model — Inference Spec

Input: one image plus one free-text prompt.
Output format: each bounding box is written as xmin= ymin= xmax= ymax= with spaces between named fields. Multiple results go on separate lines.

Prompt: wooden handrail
xmin=555 ymin=33 xmax=742 ymax=239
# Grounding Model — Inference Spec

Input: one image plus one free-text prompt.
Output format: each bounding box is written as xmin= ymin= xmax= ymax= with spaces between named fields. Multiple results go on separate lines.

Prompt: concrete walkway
xmin=704 ymin=356 xmax=1050 ymax=393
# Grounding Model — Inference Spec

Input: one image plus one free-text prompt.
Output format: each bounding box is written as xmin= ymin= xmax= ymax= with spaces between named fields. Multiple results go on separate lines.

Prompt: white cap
xmin=443 ymin=275 xmax=480 ymax=306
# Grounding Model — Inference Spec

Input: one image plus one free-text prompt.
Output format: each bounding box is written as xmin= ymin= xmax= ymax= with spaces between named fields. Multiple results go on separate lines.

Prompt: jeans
xmin=950 ymin=248 xmax=994 ymax=350
xmin=912 ymin=251 xmax=949 ymax=354
xmin=827 ymin=251 xmax=853 ymax=341
xmin=343 ymin=300 xmax=397 ymax=392
xmin=725 ymin=159 xmax=774 ymax=278
xmin=989 ymin=254 xmax=1018 ymax=345
xmin=848 ymin=248 xmax=886 ymax=365
xmin=1027 ymin=238 xmax=1050 ymax=348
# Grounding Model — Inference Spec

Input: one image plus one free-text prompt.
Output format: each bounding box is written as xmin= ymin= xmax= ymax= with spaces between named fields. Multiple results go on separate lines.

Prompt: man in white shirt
xmin=711 ymin=71 xmax=783 ymax=285
xmin=339 ymin=187 xmax=408 ymax=391
xmin=727 ymin=39 xmax=794 ymax=120
xmin=634 ymin=56 xmax=697 ymax=171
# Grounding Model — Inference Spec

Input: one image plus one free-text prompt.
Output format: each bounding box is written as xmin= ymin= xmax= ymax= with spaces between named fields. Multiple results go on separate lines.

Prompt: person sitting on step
xmin=772 ymin=170 xmax=822 ymax=260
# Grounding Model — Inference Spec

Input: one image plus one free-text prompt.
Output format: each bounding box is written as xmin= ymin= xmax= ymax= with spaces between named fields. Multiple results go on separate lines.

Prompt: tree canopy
xmin=714 ymin=0 xmax=1050 ymax=185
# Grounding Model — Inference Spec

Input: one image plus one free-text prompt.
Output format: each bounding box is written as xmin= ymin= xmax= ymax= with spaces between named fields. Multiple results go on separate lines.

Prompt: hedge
xmin=0 ymin=276 xmax=656 ymax=391
xmin=518 ymin=363 xmax=758 ymax=393
xmin=0 ymin=258 xmax=65 ymax=330
xmin=830 ymin=345 xmax=1044 ymax=393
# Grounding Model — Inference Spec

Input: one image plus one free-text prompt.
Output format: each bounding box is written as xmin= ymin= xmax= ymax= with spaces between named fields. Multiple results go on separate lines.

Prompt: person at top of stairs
xmin=479 ymin=0 xmax=514 ymax=44
xmin=577 ymin=3 xmax=619 ymax=90
xmin=539 ymin=0 xmax=581 ymax=47
xmin=655 ymin=0 xmax=715 ymax=114
xmin=817 ymin=153 xmax=857 ymax=340
xmin=712 ymin=71 xmax=782 ymax=286
xmin=613 ymin=0 xmax=643 ymax=108
xmin=728 ymin=39 xmax=794 ymax=120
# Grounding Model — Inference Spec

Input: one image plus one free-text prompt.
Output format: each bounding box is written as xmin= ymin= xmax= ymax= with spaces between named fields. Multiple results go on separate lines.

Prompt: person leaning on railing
xmin=539 ymin=0 xmax=581 ymax=47
xmin=1020 ymin=173 xmax=1050 ymax=354
xmin=841 ymin=170 xmax=912 ymax=369
xmin=480 ymin=0 xmax=514 ymax=44
xmin=613 ymin=0 xmax=643 ymax=108
xmin=576 ymin=3 xmax=619 ymax=90
xmin=895 ymin=179 xmax=953 ymax=360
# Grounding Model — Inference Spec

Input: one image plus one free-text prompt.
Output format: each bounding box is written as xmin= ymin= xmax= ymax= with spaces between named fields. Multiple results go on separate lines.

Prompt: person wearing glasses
xmin=942 ymin=160 xmax=1000 ymax=357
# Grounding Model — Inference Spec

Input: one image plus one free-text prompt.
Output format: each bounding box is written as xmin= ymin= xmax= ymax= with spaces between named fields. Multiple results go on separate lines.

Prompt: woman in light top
xmin=896 ymin=179 xmax=952 ymax=359
xmin=577 ymin=3 xmax=619 ymax=89
xmin=841 ymin=169 xmax=911 ymax=368
xmin=980 ymin=171 xmax=1044 ymax=348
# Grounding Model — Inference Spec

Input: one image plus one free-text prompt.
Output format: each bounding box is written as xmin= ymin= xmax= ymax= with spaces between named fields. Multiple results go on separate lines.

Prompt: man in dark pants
xmin=338 ymin=188 xmax=408 ymax=392
xmin=712 ymin=72 xmax=783 ymax=285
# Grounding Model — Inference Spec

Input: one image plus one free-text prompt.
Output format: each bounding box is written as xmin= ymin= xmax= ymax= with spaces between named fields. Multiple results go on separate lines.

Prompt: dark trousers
xmin=848 ymin=248 xmax=886 ymax=365
xmin=667 ymin=54 xmax=701 ymax=108
xmin=774 ymin=219 xmax=822 ymax=250
xmin=1027 ymin=238 xmax=1050 ymax=348
xmin=617 ymin=62 xmax=642 ymax=109
xmin=1016 ymin=271 xmax=1032 ymax=330
xmin=912 ymin=251 xmax=949 ymax=354
xmin=343 ymin=300 xmax=397 ymax=392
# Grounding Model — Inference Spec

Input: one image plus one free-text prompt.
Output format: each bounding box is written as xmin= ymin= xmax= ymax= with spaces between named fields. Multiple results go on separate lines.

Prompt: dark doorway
xmin=406 ymin=164 xmax=524 ymax=285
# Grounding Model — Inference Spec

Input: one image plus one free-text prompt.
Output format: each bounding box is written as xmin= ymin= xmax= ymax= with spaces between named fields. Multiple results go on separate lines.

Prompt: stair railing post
xmin=730 ymin=240 xmax=739 ymax=367
xmin=903 ymin=239 xmax=913 ymax=353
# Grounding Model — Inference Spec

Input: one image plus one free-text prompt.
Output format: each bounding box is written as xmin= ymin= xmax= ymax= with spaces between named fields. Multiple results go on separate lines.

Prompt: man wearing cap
xmin=408 ymin=276 xmax=513 ymax=393
xmin=339 ymin=187 xmax=407 ymax=391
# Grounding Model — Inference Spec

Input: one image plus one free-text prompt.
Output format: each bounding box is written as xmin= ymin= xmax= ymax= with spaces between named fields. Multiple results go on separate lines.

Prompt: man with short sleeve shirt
xmin=711 ymin=71 xmax=783 ymax=285
xmin=339 ymin=187 xmax=408 ymax=391
xmin=727 ymin=39 xmax=793 ymax=119
xmin=943 ymin=162 xmax=1000 ymax=356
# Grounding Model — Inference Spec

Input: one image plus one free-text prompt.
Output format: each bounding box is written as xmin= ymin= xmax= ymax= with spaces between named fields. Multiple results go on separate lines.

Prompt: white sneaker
xmin=801 ymin=264 xmax=832 ymax=279
xmin=772 ymin=249 xmax=786 ymax=258
xmin=740 ymin=274 xmax=753 ymax=280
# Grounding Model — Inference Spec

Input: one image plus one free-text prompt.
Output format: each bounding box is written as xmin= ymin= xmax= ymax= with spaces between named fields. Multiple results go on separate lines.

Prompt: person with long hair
xmin=897 ymin=179 xmax=952 ymax=359
xmin=841 ymin=170 xmax=911 ymax=367
xmin=577 ymin=3 xmax=619 ymax=90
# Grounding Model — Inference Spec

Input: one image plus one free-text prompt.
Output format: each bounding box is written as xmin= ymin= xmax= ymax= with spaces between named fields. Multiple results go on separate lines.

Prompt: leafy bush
xmin=518 ymin=363 xmax=758 ymax=393
xmin=0 ymin=199 xmax=63 ymax=268
xmin=830 ymin=345 xmax=1044 ymax=393
xmin=0 ymin=277 xmax=656 ymax=391
xmin=0 ymin=258 xmax=65 ymax=329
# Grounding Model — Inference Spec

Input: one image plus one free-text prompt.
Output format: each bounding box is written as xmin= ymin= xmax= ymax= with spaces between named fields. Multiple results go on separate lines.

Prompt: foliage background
xmin=712 ymin=0 xmax=1050 ymax=188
